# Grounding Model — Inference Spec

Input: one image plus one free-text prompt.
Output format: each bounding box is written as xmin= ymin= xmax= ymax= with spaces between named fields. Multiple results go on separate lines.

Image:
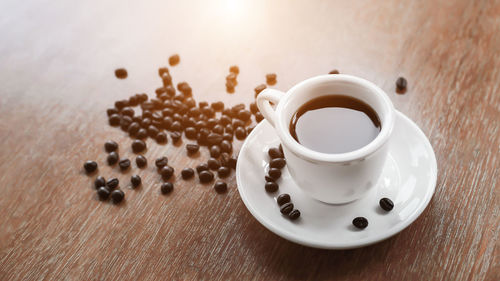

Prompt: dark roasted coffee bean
xmin=186 ymin=144 xmax=200 ymax=155
xmin=207 ymin=158 xmax=220 ymax=170
xmin=396 ymin=77 xmax=407 ymax=93
xmin=155 ymin=157 xmax=168 ymax=168
xmin=109 ymin=114 xmax=121 ymax=126
xmin=232 ymin=119 xmax=244 ymax=128
xmin=115 ymin=99 xmax=129 ymax=110
xmin=212 ymin=124 xmax=224 ymax=135
xmin=207 ymin=118 xmax=218 ymax=129
xmin=151 ymin=111 xmax=163 ymax=121
xmin=214 ymin=181 xmax=227 ymax=193
xmin=107 ymin=108 xmax=119 ymax=117
xmin=183 ymin=116 xmax=196 ymax=128
xmin=379 ymin=198 xmax=394 ymax=211
xmin=162 ymin=108 xmax=174 ymax=117
xmin=217 ymin=166 xmax=231 ymax=178
xmin=185 ymin=98 xmax=196 ymax=108
xmin=160 ymin=166 xmax=174 ymax=181
xmin=83 ymin=161 xmax=98 ymax=173
xmin=165 ymin=85 xmax=175 ymax=97
xmin=170 ymin=132 xmax=181 ymax=143
xmin=207 ymin=133 xmax=223 ymax=145
xmin=121 ymin=107 xmax=134 ymax=117
xmin=352 ymin=217 xmax=368 ymax=229
xmin=142 ymin=110 xmax=153 ymax=119
xmin=136 ymin=155 xmax=147 ymax=168
xmin=226 ymin=73 xmax=237 ymax=83
xmin=161 ymin=182 xmax=174 ymax=194
xmin=222 ymin=133 xmax=233 ymax=141
xmin=237 ymin=110 xmax=251 ymax=122
xmin=120 ymin=116 xmax=132 ymax=131
xmin=162 ymin=73 xmax=172 ymax=86
xmin=131 ymin=175 xmax=141 ymax=188
xmin=229 ymin=65 xmax=239 ymax=74
xmin=136 ymin=128 xmax=148 ymax=139
xmin=171 ymin=121 xmax=182 ymax=131
xmin=211 ymin=101 xmax=224 ymax=111
xmin=198 ymin=101 xmax=208 ymax=108
xmin=265 ymin=181 xmax=279 ymax=192
xmin=141 ymin=118 xmax=152 ymax=128
xmin=222 ymin=108 xmax=233 ymax=117
xmin=189 ymin=107 xmax=201 ymax=117
xmin=268 ymin=147 xmax=284 ymax=159
xmin=147 ymin=125 xmax=159 ymax=137
xmin=111 ymin=189 xmax=125 ymax=204
xmin=268 ymin=168 xmax=281 ymax=180
xmin=156 ymin=132 xmax=168 ymax=143
xmin=199 ymin=170 xmax=214 ymax=183
xmin=219 ymin=153 xmax=230 ymax=167
xmin=97 ymin=186 xmax=111 ymax=200
xmin=185 ymin=127 xmax=197 ymax=139
xmin=255 ymin=112 xmax=264 ymax=123
xmin=137 ymin=93 xmax=148 ymax=103
xmin=265 ymin=175 xmax=275 ymax=182
xmin=195 ymin=120 xmax=207 ymax=130
xmin=220 ymin=140 xmax=232 ymax=153
xmin=155 ymin=86 xmax=167 ymax=96
xmin=119 ymin=158 xmax=131 ymax=171
xmin=202 ymin=107 xmax=216 ymax=118
xmin=231 ymin=103 xmax=245 ymax=113
xmin=220 ymin=115 xmax=231 ymax=126
xmin=106 ymin=178 xmax=119 ymax=189
xmin=280 ymin=202 xmax=293 ymax=215
xmin=210 ymin=145 xmax=221 ymax=158
xmin=131 ymin=140 xmax=146 ymax=153
xmin=169 ymin=54 xmax=180 ymax=66
xmin=128 ymin=122 xmax=140 ymax=136
xmin=196 ymin=163 xmax=209 ymax=173
xmin=158 ymin=67 xmax=169 ymax=76
xmin=162 ymin=117 xmax=173 ymax=130
xmin=249 ymin=102 xmax=258 ymax=114
xmin=288 ymin=210 xmax=301 ymax=220
xmin=270 ymin=158 xmax=286 ymax=169
xmin=94 ymin=176 xmax=106 ymax=189
xmin=277 ymin=194 xmax=290 ymax=206
xmin=177 ymin=82 xmax=192 ymax=96
xmin=228 ymin=157 xmax=237 ymax=169
xmin=254 ymin=84 xmax=266 ymax=97
xmin=115 ymin=68 xmax=128 ymax=79
xmin=107 ymin=152 xmax=119 ymax=165
xmin=181 ymin=168 xmax=195 ymax=179
xmin=173 ymin=94 xmax=185 ymax=102
xmin=266 ymin=73 xmax=277 ymax=85
xmin=329 ymin=69 xmax=340 ymax=74
xmin=235 ymin=127 xmax=246 ymax=140
xmin=225 ymin=81 xmax=235 ymax=93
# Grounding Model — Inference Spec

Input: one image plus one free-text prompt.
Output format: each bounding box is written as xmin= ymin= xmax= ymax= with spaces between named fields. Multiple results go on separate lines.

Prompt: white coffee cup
xmin=257 ymin=74 xmax=395 ymax=204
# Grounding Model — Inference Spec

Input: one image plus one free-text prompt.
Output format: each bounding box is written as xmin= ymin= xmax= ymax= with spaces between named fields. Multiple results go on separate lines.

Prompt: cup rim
xmin=275 ymin=74 xmax=395 ymax=163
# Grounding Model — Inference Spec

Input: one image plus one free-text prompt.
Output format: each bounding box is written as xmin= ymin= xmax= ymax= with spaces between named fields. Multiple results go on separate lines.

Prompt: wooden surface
xmin=0 ymin=0 xmax=499 ymax=280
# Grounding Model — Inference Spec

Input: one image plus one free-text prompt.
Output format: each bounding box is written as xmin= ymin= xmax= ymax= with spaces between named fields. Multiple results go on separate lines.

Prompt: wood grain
xmin=0 ymin=0 xmax=498 ymax=280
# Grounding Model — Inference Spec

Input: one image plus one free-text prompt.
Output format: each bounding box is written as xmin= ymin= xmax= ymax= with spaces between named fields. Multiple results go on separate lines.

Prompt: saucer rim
xmin=236 ymin=110 xmax=437 ymax=249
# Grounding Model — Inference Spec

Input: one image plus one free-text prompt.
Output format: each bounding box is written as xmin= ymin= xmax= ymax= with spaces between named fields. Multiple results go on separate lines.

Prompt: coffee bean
xmin=254 ymin=84 xmax=266 ymax=97
xmin=270 ymin=158 xmax=286 ymax=169
xmin=147 ymin=125 xmax=159 ymax=138
xmin=160 ymin=166 xmax=174 ymax=181
xmin=196 ymin=163 xmax=209 ymax=173
xmin=265 ymin=175 xmax=275 ymax=182
xmin=222 ymin=133 xmax=233 ymax=141
xmin=162 ymin=73 xmax=172 ymax=86
xmin=120 ymin=116 xmax=132 ymax=131
xmin=83 ymin=161 xmax=98 ymax=173
xmin=328 ymin=69 xmax=339 ymax=75
xmin=141 ymin=118 xmax=152 ymax=128
xmin=131 ymin=175 xmax=141 ymax=188
xmin=177 ymin=82 xmax=192 ymax=96
xmin=280 ymin=202 xmax=294 ymax=214
xmin=97 ymin=186 xmax=111 ymax=200
xmin=115 ymin=68 xmax=128 ymax=79
xmin=155 ymin=157 xmax=168 ymax=168
xmin=266 ymin=73 xmax=277 ymax=85
xmin=156 ymin=132 xmax=168 ymax=143
xmin=199 ymin=170 xmax=214 ymax=183
xmin=207 ymin=133 xmax=223 ymax=145
xmin=207 ymin=158 xmax=220 ymax=170
xmin=211 ymin=101 xmax=224 ymax=112
xmin=228 ymin=157 xmax=237 ymax=169
xmin=94 ymin=176 xmax=106 ymax=189
xmin=232 ymin=119 xmax=244 ymax=128
xmin=111 ymin=189 xmax=125 ymax=204
xmin=206 ymin=118 xmax=218 ymax=129
xmin=219 ymin=153 xmax=230 ymax=167
xmin=235 ymin=127 xmax=246 ymax=140
xmin=265 ymin=181 xmax=279 ymax=192
xmin=107 ymin=178 xmax=119 ymax=189
xmin=104 ymin=140 xmax=118 ymax=153
xmin=229 ymin=65 xmax=239 ymax=74
xmin=161 ymin=182 xmax=174 ymax=194
xmin=185 ymin=98 xmax=196 ymax=108
xmin=158 ymin=67 xmax=169 ymax=77
xmin=288 ymin=210 xmax=301 ymax=220
xmin=379 ymin=198 xmax=394 ymax=211
xmin=181 ymin=168 xmax=195 ymax=179
xmin=136 ymin=155 xmax=147 ymax=168
xmin=109 ymin=114 xmax=121 ymax=126
xmin=214 ymin=181 xmax=227 ymax=193
xmin=268 ymin=147 xmax=284 ymax=159
xmin=217 ymin=166 xmax=231 ymax=178
xmin=247 ymin=126 xmax=255 ymax=134
xmin=237 ymin=110 xmax=251 ymax=122
xmin=170 ymin=132 xmax=181 ymax=143
xmin=121 ymin=107 xmax=134 ymax=117
xmin=130 ymin=140 xmax=146 ymax=153
xmin=171 ymin=121 xmax=182 ymax=132
xmin=128 ymin=122 xmax=140 ymax=136
xmin=220 ymin=140 xmax=232 ymax=153
xmin=212 ymin=124 xmax=224 ymax=135
xmin=210 ymin=145 xmax=221 ymax=158
xmin=254 ymin=112 xmax=264 ymax=123
xmin=169 ymin=54 xmax=180 ymax=66
xmin=226 ymin=82 xmax=235 ymax=93
xmin=107 ymin=108 xmax=119 ymax=117
xmin=268 ymin=168 xmax=281 ymax=180
xmin=107 ymin=152 xmax=119 ymax=165
xmin=352 ymin=217 xmax=368 ymax=229
xmin=185 ymin=127 xmax=197 ymax=139
xmin=396 ymin=77 xmax=407 ymax=93
xmin=186 ymin=144 xmax=200 ymax=155
xmin=129 ymin=95 xmax=140 ymax=106
xmin=226 ymin=73 xmax=237 ymax=83
xmin=162 ymin=117 xmax=173 ymax=130
xmin=119 ymin=158 xmax=131 ymax=171
xmin=276 ymin=194 xmax=290 ymax=206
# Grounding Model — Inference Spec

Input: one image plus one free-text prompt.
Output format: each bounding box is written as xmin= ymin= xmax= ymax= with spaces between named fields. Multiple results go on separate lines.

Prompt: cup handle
xmin=256 ymin=89 xmax=284 ymax=128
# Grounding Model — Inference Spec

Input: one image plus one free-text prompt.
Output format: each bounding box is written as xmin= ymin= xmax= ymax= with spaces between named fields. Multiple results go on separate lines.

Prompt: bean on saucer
xmin=276 ymin=194 xmax=290 ymax=206
xmin=280 ymin=202 xmax=293 ymax=215
xmin=352 ymin=217 xmax=368 ymax=229
xmin=379 ymin=198 xmax=394 ymax=211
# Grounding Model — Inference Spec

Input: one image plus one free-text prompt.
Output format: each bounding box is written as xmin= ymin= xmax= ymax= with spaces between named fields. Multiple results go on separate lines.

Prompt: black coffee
xmin=290 ymin=95 xmax=381 ymax=154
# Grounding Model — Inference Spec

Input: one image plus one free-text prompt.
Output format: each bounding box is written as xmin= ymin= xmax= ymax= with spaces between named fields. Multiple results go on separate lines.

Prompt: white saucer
xmin=236 ymin=111 xmax=437 ymax=249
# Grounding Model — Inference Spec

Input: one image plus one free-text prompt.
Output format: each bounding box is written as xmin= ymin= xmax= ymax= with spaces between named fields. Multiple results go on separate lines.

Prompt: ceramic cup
xmin=257 ymin=74 xmax=395 ymax=204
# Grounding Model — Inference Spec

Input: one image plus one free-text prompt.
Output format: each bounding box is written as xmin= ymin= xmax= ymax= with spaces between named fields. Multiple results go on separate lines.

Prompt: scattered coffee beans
xmin=199 ymin=170 xmax=214 ymax=183
xmin=169 ymin=54 xmax=180 ymax=66
xmin=131 ymin=140 xmax=146 ymax=153
xmin=104 ymin=140 xmax=118 ymax=152
xmin=119 ymin=158 xmax=131 ymax=171
xmin=214 ymin=181 xmax=227 ymax=193
xmin=379 ymin=198 xmax=394 ymax=211
xmin=107 ymin=178 xmax=119 ymax=189
xmin=266 ymin=73 xmax=277 ymax=85
xmin=94 ymin=176 xmax=106 ymax=189
xmin=115 ymin=68 xmax=128 ymax=79
xmin=181 ymin=168 xmax=195 ymax=180
xmin=265 ymin=181 xmax=279 ymax=192
xmin=288 ymin=209 xmax=301 ymax=220
xmin=111 ymin=189 xmax=125 ymax=204
xmin=136 ymin=155 xmax=147 ymax=168
xmin=160 ymin=166 xmax=174 ymax=181
xmin=97 ymin=186 xmax=111 ymax=200
xmin=276 ymin=194 xmax=290 ymax=206
xmin=161 ymin=182 xmax=174 ymax=194
xmin=131 ymin=175 xmax=141 ymax=188
xmin=280 ymin=202 xmax=294 ymax=215
xmin=83 ymin=161 xmax=98 ymax=173
xmin=352 ymin=217 xmax=368 ymax=229
xmin=155 ymin=157 xmax=168 ymax=169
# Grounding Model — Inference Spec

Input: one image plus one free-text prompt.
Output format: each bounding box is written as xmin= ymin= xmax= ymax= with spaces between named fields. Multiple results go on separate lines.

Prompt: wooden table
xmin=0 ymin=0 xmax=498 ymax=280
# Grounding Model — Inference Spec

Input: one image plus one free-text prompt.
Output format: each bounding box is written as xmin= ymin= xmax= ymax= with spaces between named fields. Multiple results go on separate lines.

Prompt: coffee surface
xmin=290 ymin=95 xmax=381 ymax=154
